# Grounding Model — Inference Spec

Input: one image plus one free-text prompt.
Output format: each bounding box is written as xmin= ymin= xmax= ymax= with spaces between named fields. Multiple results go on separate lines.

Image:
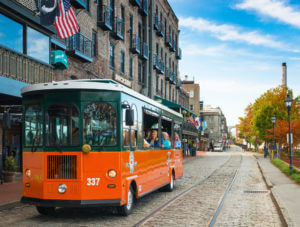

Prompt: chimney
xmin=184 ymin=75 xmax=188 ymax=81
xmin=282 ymin=62 xmax=287 ymax=86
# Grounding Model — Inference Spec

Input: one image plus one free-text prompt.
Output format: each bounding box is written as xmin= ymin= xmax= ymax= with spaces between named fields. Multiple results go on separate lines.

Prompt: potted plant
xmin=3 ymin=156 xmax=17 ymax=182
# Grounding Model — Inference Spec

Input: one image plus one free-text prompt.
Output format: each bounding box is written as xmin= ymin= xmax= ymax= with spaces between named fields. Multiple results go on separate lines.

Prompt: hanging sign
xmin=51 ymin=50 xmax=68 ymax=69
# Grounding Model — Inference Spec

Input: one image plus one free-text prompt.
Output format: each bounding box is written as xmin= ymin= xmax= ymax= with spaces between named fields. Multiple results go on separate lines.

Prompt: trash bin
xmin=192 ymin=148 xmax=196 ymax=156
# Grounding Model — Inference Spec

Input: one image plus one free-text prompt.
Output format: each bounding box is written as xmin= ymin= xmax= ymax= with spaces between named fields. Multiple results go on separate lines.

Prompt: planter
xmin=3 ymin=171 xmax=15 ymax=183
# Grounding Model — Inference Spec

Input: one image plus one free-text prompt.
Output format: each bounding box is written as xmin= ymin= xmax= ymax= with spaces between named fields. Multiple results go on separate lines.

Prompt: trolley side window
xmin=25 ymin=105 xmax=43 ymax=147
xmin=143 ymin=109 xmax=160 ymax=148
xmin=83 ymin=102 xmax=117 ymax=146
xmin=122 ymin=105 xmax=138 ymax=148
xmin=173 ymin=122 xmax=182 ymax=149
xmin=45 ymin=103 xmax=80 ymax=146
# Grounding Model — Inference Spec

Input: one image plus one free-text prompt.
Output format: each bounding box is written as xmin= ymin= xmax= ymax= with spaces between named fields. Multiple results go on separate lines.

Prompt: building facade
xmin=200 ymin=105 xmax=228 ymax=144
xmin=181 ymin=75 xmax=200 ymax=115
xmin=0 ymin=0 xmax=182 ymax=174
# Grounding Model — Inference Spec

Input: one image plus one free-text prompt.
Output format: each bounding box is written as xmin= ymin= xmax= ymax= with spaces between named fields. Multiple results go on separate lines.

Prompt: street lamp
xmin=271 ymin=115 xmax=277 ymax=158
xmin=285 ymin=93 xmax=293 ymax=170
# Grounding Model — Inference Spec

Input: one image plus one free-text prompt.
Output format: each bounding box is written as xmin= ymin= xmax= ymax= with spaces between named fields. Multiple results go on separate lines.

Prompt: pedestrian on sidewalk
xmin=264 ymin=145 xmax=268 ymax=158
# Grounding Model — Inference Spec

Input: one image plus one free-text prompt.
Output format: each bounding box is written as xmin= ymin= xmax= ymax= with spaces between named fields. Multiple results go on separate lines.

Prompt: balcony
xmin=172 ymin=73 xmax=177 ymax=85
xmin=131 ymin=35 xmax=141 ymax=54
xmin=153 ymin=54 xmax=159 ymax=70
xmin=158 ymin=60 xmax=164 ymax=74
xmin=130 ymin=0 xmax=141 ymax=7
xmin=0 ymin=45 xmax=53 ymax=84
xmin=157 ymin=22 xmax=164 ymax=37
xmin=71 ymin=0 xmax=87 ymax=9
xmin=141 ymin=42 xmax=148 ymax=60
xmin=168 ymin=70 xmax=173 ymax=82
xmin=115 ymin=18 xmax=124 ymax=40
xmin=176 ymin=48 xmax=182 ymax=60
xmin=68 ymin=32 xmax=93 ymax=62
xmin=51 ymin=34 xmax=67 ymax=50
xmin=97 ymin=5 xmax=113 ymax=31
xmin=176 ymin=79 xmax=182 ymax=89
xmin=166 ymin=34 xmax=172 ymax=48
xmin=154 ymin=14 xmax=159 ymax=30
xmin=171 ymin=39 xmax=176 ymax=52
xmin=139 ymin=0 xmax=148 ymax=16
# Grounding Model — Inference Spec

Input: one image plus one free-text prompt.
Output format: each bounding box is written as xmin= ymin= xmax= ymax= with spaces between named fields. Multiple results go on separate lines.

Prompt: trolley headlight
xmin=58 ymin=184 xmax=67 ymax=194
xmin=108 ymin=169 xmax=117 ymax=178
xmin=25 ymin=169 xmax=31 ymax=178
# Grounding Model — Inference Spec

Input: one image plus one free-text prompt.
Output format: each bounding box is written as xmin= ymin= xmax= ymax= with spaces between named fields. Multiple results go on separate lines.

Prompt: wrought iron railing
xmin=154 ymin=14 xmax=159 ymax=30
xmin=51 ymin=34 xmax=67 ymax=49
xmin=97 ymin=5 xmax=113 ymax=30
xmin=116 ymin=17 xmax=124 ymax=39
xmin=0 ymin=45 xmax=53 ymax=84
xmin=142 ymin=42 xmax=149 ymax=60
xmin=68 ymin=32 xmax=93 ymax=59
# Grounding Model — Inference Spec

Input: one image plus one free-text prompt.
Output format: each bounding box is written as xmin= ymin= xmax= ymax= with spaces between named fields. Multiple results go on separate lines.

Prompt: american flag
xmin=55 ymin=0 xmax=79 ymax=39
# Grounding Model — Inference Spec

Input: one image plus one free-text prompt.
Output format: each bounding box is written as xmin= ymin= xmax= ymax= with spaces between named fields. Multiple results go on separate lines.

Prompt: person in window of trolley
xmin=161 ymin=132 xmax=170 ymax=148
xmin=147 ymin=125 xmax=160 ymax=147
xmin=174 ymin=132 xmax=181 ymax=148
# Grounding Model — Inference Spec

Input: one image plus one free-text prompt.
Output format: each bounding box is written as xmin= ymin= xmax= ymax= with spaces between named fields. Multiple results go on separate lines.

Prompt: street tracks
xmin=134 ymin=153 xmax=242 ymax=226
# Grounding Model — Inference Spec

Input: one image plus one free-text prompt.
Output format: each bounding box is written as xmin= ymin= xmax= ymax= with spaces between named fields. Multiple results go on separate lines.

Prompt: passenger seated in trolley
xmin=174 ymin=132 xmax=181 ymax=148
xmin=145 ymin=124 xmax=160 ymax=148
xmin=161 ymin=132 xmax=170 ymax=148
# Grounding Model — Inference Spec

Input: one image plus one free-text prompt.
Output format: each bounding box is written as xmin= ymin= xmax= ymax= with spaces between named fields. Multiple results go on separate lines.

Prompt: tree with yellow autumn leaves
xmin=238 ymin=86 xmax=300 ymax=149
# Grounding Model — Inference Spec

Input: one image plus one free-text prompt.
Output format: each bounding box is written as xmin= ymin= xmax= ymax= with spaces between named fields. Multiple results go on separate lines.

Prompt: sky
xmin=169 ymin=0 xmax=300 ymax=126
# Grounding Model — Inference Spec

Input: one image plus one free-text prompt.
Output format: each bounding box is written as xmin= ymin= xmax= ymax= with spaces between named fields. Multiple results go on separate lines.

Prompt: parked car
xmin=214 ymin=143 xmax=224 ymax=152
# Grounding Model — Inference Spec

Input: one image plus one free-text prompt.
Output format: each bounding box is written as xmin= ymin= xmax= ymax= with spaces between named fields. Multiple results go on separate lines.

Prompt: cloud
xmin=179 ymin=17 xmax=284 ymax=49
xmin=236 ymin=0 xmax=300 ymax=28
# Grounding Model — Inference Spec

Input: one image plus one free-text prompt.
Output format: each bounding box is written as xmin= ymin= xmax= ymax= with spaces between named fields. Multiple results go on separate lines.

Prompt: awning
xmin=154 ymin=96 xmax=198 ymax=117
xmin=0 ymin=76 xmax=28 ymax=98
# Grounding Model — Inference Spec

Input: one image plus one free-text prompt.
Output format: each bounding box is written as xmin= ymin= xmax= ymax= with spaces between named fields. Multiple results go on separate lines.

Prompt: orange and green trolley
xmin=21 ymin=79 xmax=183 ymax=215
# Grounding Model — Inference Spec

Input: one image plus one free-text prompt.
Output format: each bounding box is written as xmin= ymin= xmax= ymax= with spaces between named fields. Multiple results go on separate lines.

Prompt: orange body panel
xmin=23 ymin=149 xmax=183 ymax=206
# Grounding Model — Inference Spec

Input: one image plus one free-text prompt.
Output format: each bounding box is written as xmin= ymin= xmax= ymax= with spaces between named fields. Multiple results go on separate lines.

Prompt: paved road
xmin=0 ymin=146 xmax=283 ymax=226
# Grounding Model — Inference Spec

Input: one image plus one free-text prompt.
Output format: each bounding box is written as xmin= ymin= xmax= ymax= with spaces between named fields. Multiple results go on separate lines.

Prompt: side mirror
xmin=125 ymin=109 xmax=134 ymax=126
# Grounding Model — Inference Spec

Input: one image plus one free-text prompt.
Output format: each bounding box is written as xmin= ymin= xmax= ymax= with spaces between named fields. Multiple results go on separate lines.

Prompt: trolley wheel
xmin=165 ymin=172 xmax=175 ymax=192
xmin=36 ymin=206 xmax=56 ymax=215
xmin=118 ymin=186 xmax=135 ymax=216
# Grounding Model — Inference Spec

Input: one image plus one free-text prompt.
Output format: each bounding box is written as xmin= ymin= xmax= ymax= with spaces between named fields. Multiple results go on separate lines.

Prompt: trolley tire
xmin=36 ymin=206 xmax=56 ymax=215
xmin=165 ymin=172 xmax=175 ymax=192
xmin=118 ymin=186 xmax=135 ymax=216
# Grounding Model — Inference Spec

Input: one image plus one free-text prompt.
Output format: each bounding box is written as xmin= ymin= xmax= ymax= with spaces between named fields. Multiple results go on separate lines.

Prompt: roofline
xmin=21 ymin=79 xmax=183 ymax=118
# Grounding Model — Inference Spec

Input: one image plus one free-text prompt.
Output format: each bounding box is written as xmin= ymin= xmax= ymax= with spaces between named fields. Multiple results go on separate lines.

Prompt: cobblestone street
xmin=0 ymin=147 xmax=283 ymax=226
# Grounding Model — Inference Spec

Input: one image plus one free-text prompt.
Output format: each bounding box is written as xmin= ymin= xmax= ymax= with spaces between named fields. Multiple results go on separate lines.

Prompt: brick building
xmin=182 ymin=75 xmax=200 ymax=115
xmin=0 ymin=0 xmax=183 ymax=174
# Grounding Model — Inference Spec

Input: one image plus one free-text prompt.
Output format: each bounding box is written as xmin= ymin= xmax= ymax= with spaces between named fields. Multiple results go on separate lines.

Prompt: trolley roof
xmin=21 ymin=79 xmax=183 ymax=118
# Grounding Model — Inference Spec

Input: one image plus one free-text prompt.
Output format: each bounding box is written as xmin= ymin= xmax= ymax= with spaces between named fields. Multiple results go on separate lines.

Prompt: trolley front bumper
xmin=21 ymin=196 xmax=121 ymax=207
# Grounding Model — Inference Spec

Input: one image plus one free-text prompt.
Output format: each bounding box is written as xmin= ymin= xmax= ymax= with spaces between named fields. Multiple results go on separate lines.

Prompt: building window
xmin=190 ymin=105 xmax=194 ymax=111
xmin=86 ymin=0 xmax=90 ymax=12
xmin=129 ymin=14 xmax=133 ymax=48
xmin=0 ymin=13 xmax=23 ymax=53
xmin=129 ymin=56 xmax=133 ymax=80
xmin=138 ymin=61 xmax=142 ymax=83
xmin=156 ymin=75 xmax=159 ymax=92
xmin=27 ymin=26 xmax=50 ymax=64
xmin=120 ymin=51 xmax=125 ymax=75
xmin=169 ymin=85 xmax=171 ymax=100
xmin=92 ymin=30 xmax=97 ymax=57
xmin=190 ymin=90 xmax=194 ymax=98
xmin=161 ymin=79 xmax=163 ymax=97
xmin=110 ymin=42 xmax=115 ymax=69
xmin=121 ymin=6 xmax=125 ymax=39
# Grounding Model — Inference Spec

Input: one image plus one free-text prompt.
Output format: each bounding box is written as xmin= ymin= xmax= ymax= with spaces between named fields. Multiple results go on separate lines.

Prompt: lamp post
xmin=271 ymin=115 xmax=277 ymax=158
xmin=285 ymin=93 xmax=293 ymax=170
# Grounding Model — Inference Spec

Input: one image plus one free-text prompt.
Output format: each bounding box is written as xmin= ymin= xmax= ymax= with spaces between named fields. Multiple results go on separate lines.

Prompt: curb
xmin=0 ymin=200 xmax=21 ymax=211
xmin=255 ymin=156 xmax=293 ymax=227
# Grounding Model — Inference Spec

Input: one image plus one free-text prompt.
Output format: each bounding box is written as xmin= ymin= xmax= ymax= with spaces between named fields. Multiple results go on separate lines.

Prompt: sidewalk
xmin=256 ymin=155 xmax=300 ymax=227
xmin=0 ymin=177 xmax=22 ymax=209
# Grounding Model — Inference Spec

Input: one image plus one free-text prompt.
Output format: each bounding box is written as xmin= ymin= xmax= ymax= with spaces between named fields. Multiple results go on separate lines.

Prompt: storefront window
xmin=83 ymin=102 xmax=117 ymax=146
xmin=25 ymin=105 xmax=43 ymax=147
xmin=0 ymin=13 xmax=23 ymax=53
xmin=46 ymin=103 xmax=80 ymax=146
xmin=27 ymin=27 xmax=50 ymax=64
